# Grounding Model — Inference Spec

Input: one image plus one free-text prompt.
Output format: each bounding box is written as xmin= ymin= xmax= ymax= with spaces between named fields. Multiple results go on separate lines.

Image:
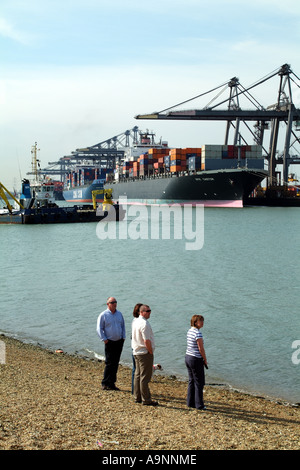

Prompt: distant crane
xmin=27 ymin=126 xmax=157 ymax=182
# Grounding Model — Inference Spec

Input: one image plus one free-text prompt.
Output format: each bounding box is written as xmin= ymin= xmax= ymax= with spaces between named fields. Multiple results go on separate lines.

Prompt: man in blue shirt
xmin=96 ymin=297 xmax=126 ymax=390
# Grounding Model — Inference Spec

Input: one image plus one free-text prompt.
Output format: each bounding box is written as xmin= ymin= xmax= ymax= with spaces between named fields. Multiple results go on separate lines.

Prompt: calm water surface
xmin=0 ymin=205 xmax=299 ymax=403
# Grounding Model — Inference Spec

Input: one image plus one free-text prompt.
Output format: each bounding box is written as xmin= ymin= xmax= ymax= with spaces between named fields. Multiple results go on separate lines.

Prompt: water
xmin=0 ymin=206 xmax=299 ymax=404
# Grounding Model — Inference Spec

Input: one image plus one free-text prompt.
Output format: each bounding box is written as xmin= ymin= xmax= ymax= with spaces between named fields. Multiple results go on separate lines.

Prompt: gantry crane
xmin=135 ymin=64 xmax=300 ymax=187
xmin=27 ymin=127 xmax=154 ymax=183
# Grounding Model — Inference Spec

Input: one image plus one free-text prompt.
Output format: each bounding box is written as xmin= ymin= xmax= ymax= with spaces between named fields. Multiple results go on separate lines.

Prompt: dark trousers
xmin=102 ymin=339 xmax=124 ymax=387
xmin=132 ymin=352 xmax=136 ymax=394
xmin=185 ymin=354 xmax=205 ymax=409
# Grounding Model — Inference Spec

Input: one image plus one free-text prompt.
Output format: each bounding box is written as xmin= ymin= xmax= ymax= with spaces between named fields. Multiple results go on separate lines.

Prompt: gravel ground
xmin=0 ymin=335 xmax=299 ymax=451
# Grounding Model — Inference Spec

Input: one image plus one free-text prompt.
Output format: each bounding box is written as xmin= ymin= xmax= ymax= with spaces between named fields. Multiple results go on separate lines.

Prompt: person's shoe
xmin=198 ymin=406 xmax=207 ymax=411
xmin=103 ymin=385 xmax=120 ymax=391
xmin=143 ymin=401 xmax=158 ymax=406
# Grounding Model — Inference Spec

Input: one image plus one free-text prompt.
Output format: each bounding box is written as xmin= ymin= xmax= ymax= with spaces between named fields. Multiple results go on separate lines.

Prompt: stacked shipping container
xmin=119 ymin=144 xmax=264 ymax=178
xmin=201 ymin=144 xmax=263 ymax=170
xmin=67 ymin=167 xmax=110 ymax=188
xmin=169 ymin=148 xmax=203 ymax=172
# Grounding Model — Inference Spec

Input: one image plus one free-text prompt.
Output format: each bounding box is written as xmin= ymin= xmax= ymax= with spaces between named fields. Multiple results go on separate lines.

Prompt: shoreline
xmin=1 ymin=330 xmax=296 ymax=407
xmin=1 ymin=334 xmax=300 ymax=450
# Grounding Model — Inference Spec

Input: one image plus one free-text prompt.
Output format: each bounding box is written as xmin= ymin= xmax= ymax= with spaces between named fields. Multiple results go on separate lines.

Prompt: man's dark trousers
xmin=102 ymin=339 xmax=124 ymax=388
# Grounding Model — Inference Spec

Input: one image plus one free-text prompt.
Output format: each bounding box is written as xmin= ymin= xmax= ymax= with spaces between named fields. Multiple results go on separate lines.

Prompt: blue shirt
xmin=96 ymin=308 xmax=126 ymax=342
xmin=186 ymin=327 xmax=203 ymax=358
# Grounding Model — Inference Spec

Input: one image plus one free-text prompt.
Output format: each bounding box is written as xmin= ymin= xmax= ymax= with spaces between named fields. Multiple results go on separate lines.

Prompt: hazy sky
xmin=1 ymin=0 xmax=300 ymax=187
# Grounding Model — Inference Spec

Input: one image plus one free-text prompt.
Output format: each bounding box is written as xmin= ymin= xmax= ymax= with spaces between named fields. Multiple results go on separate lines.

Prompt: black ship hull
xmin=104 ymin=168 xmax=268 ymax=208
xmin=0 ymin=204 xmax=125 ymax=225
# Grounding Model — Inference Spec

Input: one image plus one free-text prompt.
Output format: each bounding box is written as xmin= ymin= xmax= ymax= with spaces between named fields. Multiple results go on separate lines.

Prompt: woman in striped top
xmin=185 ymin=315 xmax=208 ymax=410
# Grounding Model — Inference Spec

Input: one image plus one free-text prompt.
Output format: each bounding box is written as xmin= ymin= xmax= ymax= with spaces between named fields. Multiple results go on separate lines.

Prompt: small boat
xmin=1 ymin=141 xmax=126 ymax=224
xmin=0 ymin=179 xmax=125 ymax=224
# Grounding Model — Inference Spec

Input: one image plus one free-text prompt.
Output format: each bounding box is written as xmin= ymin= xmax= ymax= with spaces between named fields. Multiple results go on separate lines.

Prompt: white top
xmin=186 ymin=327 xmax=203 ymax=358
xmin=131 ymin=315 xmax=155 ymax=355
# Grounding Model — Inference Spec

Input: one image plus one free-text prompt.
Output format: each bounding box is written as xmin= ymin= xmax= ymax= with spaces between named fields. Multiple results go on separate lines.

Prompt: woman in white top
xmin=185 ymin=314 xmax=208 ymax=410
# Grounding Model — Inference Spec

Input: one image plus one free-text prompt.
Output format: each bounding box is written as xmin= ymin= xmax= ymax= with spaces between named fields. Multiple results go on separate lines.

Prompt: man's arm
xmin=96 ymin=314 xmax=108 ymax=343
xmin=144 ymin=339 xmax=153 ymax=355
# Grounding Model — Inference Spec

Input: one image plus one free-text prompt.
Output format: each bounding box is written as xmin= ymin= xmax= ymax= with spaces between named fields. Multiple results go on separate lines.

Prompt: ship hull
xmin=0 ymin=210 xmax=23 ymax=224
xmin=0 ymin=205 xmax=125 ymax=224
xmin=104 ymin=169 xmax=268 ymax=207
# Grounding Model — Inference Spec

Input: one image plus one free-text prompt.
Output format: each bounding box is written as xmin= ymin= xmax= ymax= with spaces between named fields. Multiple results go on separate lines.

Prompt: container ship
xmin=63 ymin=136 xmax=268 ymax=208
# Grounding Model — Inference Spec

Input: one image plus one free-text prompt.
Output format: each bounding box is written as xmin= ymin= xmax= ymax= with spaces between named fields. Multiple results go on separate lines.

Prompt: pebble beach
xmin=0 ymin=335 xmax=299 ymax=451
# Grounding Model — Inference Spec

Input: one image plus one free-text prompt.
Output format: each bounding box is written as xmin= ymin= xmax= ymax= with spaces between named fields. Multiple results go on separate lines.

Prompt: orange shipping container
xmin=170 ymin=148 xmax=182 ymax=155
xmin=154 ymin=162 xmax=164 ymax=169
xmin=150 ymin=148 xmax=169 ymax=155
xmin=148 ymin=148 xmax=169 ymax=155
xmin=170 ymin=165 xmax=186 ymax=172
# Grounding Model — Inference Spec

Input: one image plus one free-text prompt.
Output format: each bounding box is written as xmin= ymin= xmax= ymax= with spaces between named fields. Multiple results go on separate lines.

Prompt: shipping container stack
xmin=95 ymin=168 xmax=112 ymax=181
xmin=126 ymin=148 xmax=171 ymax=178
xmin=71 ymin=171 xmax=77 ymax=188
xmin=150 ymin=148 xmax=169 ymax=175
xmin=66 ymin=167 xmax=110 ymax=188
xmin=185 ymin=148 xmax=202 ymax=171
xmin=119 ymin=144 xmax=264 ymax=180
xmin=201 ymin=144 xmax=264 ymax=170
xmin=122 ymin=161 xmax=134 ymax=177
xmin=139 ymin=153 xmax=149 ymax=177
xmin=169 ymin=149 xmax=186 ymax=172
xmin=79 ymin=167 xmax=98 ymax=186
xmin=168 ymin=148 xmax=202 ymax=173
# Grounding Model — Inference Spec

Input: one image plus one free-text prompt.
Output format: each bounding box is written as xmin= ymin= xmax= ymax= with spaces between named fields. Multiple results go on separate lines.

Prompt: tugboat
xmin=0 ymin=179 xmax=125 ymax=224
xmin=0 ymin=142 xmax=125 ymax=224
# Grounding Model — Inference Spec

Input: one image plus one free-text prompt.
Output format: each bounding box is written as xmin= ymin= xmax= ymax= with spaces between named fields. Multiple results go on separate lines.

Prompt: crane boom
xmin=0 ymin=182 xmax=24 ymax=213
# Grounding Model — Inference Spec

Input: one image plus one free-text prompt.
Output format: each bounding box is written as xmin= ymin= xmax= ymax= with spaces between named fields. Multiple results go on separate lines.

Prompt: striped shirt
xmin=186 ymin=327 xmax=203 ymax=358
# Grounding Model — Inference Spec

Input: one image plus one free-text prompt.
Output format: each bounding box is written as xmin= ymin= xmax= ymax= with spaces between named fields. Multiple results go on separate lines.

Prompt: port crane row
xmin=30 ymin=128 xmax=142 ymax=179
xmin=32 ymin=64 xmax=300 ymax=188
xmin=29 ymin=127 xmax=160 ymax=179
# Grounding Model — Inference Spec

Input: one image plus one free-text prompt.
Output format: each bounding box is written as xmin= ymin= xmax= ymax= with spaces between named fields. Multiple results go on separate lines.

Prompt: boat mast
xmin=31 ymin=142 xmax=41 ymax=185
